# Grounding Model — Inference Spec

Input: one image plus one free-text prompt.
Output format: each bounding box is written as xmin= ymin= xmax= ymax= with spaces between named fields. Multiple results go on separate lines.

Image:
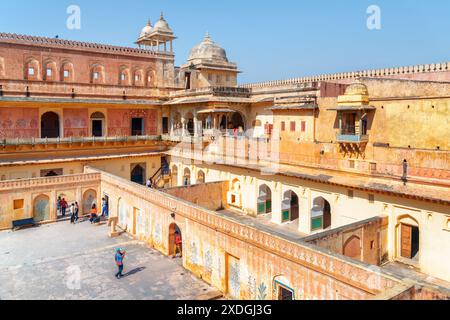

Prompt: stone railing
xmin=0 ymin=80 xmax=168 ymax=101
xmin=169 ymin=86 xmax=251 ymax=98
xmin=0 ymin=32 xmax=173 ymax=58
xmin=0 ymin=172 xmax=101 ymax=191
xmin=0 ymin=135 xmax=162 ymax=147
xmin=240 ymin=62 xmax=450 ymax=89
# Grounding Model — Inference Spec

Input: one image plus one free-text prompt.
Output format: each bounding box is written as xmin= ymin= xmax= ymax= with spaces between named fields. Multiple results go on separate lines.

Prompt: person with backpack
xmin=114 ymin=248 xmax=126 ymax=279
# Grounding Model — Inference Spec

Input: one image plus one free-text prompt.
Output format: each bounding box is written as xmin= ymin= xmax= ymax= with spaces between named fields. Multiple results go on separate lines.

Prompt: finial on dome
xmin=147 ymin=19 xmax=152 ymax=27
xmin=204 ymin=31 xmax=212 ymax=43
xmin=160 ymin=12 xmax=165 ymax=20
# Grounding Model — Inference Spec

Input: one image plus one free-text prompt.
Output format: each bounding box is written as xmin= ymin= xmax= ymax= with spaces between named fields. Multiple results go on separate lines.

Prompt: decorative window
xmin=301 ymin=121 xmax=306 ymax=132
xmin=28 ymin=67 xmax=35 ymax=76
xmin=64 ymin=70 xmax=70 ymax=78
xmin=46 ymin=68 xmax=52 ymax=77
xmin=121 ymin=73 xmax=126 ymax=81
xmin=290 ymin=121 xmax=296 ymax=132
xmin=93 ymin=72 xmax=99 ymax=80
xmin=281 ymin=121 xmax=286 ymax=131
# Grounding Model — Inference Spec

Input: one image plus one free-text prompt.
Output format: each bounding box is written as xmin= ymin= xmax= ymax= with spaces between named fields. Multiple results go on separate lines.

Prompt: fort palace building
xmin=0 ymin=14 xmax=449 ymax=300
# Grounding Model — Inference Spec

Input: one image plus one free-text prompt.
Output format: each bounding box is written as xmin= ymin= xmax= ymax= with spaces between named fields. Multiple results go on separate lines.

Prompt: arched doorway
xmin=343 ymin=236 xmax=362 ymax=261
xmin=197 ymin=170 xmax=205 ymax=184
xmin=33 ymin=195 xmax=50 ymax=222
xmin=41 ymin=112 xmax=60 ymax=138
xmin=90 ymin=112 xmax=105 ymax=137
xmin=131 ymin=164 xmax=145 ymax=185
xmin=172 ymin=112 xmax=182 ymax=135
xmin=230 ymin=112 xmax=245 ymax=131
xmin=171 ymin=165 xmax=178 ymax=187
xmin=273 ymin=275 xmax=295 ymax=300
xmin=185 ymin=112 xmax=195 ymax=136
xmin=168 ymin=223 xmax=182 ymax=257
xmin=311 ymin=197 xmax=332 ymax=231
xmin=183 ymin=168 xmax=191 ymax=186
xmin=82 ymin=189 xmax=97 ymax=215
xmin=397 ymin=216 xmax=420 ymax=261
xmin=282 ymin=190 xmax=299 ymax=223
xmin=258 ymin=184 xmax=272 ymax=214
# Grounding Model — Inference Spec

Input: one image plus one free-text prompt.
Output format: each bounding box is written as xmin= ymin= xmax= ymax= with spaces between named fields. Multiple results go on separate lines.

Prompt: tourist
xmin=146 ymin=178 xmax=153 ymax=188
xmin=70 ymin=204 xmax=76 ymax=224
xmin=174 ymin=231 xmax=182 ymax=258
xmin=101 ymin=198 xmax=108 ymax=217
xmin=60 ymin=198 xmax=68 ymax=217
xmin=56 ymin=196 xmax=62 ymax=216
xmin=115 ymin=248 xmax=126 ymax=279
xmin=74 ymin=202 xmax=79 ymax=222
xmin=89 ymin=204 xmax=99 ymax=224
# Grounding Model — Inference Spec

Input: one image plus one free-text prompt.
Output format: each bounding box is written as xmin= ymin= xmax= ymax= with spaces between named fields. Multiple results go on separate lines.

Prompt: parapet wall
xmin=303 ymin=216 xmax=389 ymax=266
xmin=241 ymin=62 xmax=450 ymax=89
xmin=0 ymin=173 xmax=101 ymax=230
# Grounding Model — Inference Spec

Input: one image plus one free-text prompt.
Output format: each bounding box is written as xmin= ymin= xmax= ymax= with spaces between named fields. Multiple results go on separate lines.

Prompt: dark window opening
xmin=92 ymin=120 xmax=103 ymax=137
xmin=278 ymin=285 xmax=294 ymax=300
xmin=131 ymin=118 xmax=144 ymax=136
xmin=162 ymin=117 xmax=169 ymax=134
xmin=185 ymin=72 xmax=191 ymax=90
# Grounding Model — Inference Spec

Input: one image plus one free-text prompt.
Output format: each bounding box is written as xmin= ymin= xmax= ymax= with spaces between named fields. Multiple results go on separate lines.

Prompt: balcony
xmin=169 ymin=86 xmax=251 ymax=99
xmin=336 ymin=134 xmax=369 ymax=143
xmin=0 ymin=135 xmax=162 ymax=147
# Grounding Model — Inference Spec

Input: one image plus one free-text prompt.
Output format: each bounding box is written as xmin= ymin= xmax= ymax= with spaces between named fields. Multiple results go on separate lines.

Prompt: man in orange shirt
xmin=174 ymin=231 xmax=182 ymax=258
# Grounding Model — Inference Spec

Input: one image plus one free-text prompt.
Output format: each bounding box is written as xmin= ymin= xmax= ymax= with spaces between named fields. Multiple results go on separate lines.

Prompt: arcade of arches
xmin=170 ymin=110 xmax=245 ymax=137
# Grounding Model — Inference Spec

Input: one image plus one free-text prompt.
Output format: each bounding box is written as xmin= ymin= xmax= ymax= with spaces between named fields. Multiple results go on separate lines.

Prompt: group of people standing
xmin=57 ymin=197 xmax=79 ymax=224
xmin=57 ymin=196 xmax=109 ymax=225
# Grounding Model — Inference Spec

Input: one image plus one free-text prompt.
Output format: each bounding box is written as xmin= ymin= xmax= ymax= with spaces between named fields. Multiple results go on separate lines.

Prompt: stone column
xmin=181 ymin=116 xmax=186 ymax=137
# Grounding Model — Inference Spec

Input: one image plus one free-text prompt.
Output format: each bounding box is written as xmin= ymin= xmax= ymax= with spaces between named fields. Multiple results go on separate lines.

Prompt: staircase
xmin=151 ymin=160 xmax=171 ymax=189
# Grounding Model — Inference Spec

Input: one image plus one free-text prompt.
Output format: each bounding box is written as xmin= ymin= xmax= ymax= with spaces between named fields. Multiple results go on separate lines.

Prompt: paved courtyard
xmin=0 ymin=220 xmax=220 ymax=300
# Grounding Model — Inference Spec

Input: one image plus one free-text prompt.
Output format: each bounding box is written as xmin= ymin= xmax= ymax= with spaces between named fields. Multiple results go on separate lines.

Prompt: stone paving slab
xmin=0 ymin=220 xmax=219 ymax=300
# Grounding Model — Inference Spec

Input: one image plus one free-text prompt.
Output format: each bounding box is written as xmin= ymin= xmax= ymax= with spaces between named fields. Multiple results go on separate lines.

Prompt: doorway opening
xmin=41 ymin=112 xmax=60 ymax=138
xmin=91 ymin=112 xmax=105 ymax=137
xmin=169 ymin=223 xmax=182 ymax=257
xmin=277 ymin=284 xmax=294 ymax=300
xmin=401 ymin=223 xmax=420 ymax=260
xmin=131 ymin=118 xmax=144 ymax=136
xmin=131 ymin=164 xmax=145 ymax=185
xmin=282 ymin=191 xmax=299 ymax=223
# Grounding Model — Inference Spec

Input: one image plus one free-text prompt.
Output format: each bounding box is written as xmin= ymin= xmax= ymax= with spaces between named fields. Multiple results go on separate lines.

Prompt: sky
xmin=0 ymin=0 xmax=449 ymax=83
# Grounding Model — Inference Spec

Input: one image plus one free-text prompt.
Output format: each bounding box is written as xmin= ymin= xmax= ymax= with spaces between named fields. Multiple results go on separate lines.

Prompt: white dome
xmin=140 ymin=20 xmax=153 ymax=37
xmin=188 ymin=33 xmax=228 ymax=63
xmin=153 ymin=13 xmax=173 ymax=33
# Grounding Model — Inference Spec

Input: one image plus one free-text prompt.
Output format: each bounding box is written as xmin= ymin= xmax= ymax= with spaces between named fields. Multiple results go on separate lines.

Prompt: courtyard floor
xmin=0 ymin=220 xmax=220 ymax=300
